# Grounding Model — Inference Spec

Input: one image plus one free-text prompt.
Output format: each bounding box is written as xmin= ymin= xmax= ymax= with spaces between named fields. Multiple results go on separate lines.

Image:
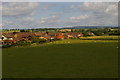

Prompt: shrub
xmin=32 ymin=38 xmax=47 ymax=43
xmin=13 ymin=41 xmax=31 ymax=46
xmin=2 ymin=45 xmax=12 ymax=48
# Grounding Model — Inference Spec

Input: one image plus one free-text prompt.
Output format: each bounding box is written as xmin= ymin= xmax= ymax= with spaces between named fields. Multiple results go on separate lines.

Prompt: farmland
xmin=2 ymin=40 xmax=118 ymax=78
xmin=79 ymin=36 xmax=119 ymax=40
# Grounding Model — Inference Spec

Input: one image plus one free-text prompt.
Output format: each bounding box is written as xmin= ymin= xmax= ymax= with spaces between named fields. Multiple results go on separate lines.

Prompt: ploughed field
xmin=2 ymin=40 xmax=118 ymax=78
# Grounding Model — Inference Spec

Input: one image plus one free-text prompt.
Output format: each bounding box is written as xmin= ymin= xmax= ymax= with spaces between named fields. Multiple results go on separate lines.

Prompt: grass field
xmin=79 ymin=36 xmax=119 ymax=40
xmin=2 ymin=40 xmax=118 ymax=78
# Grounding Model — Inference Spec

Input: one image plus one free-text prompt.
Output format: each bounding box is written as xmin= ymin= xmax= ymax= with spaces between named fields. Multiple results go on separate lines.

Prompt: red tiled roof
xmin=2 ymin=32 xmax=14 ymax=38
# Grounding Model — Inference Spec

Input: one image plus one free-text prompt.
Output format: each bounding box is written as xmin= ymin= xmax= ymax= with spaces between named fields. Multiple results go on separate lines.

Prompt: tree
xmin=13 ymin=32 xmax=18 ymax=34
xmin=83 ymin=32 xmax=89 ymax=37
xmin=93 ymin=31 xmax=103 ymax=36
xmin=20 ymin=30 xmax=26 ymax=32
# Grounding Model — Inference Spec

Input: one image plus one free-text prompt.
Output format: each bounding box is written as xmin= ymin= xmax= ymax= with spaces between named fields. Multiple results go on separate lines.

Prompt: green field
xmin=2 ymin=40 xmax=118 ymax=78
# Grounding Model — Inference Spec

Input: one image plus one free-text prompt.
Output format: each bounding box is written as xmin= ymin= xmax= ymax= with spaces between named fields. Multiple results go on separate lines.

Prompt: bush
xmin=71 ymin=37 xmax=77 ymax=39
xmin=2 ymin=45 xmax=12 ymax=48
xmin=13 ymin=41 xmax=31 ymax=46
xmin=32 ymin=38 xmax=47 ymax=43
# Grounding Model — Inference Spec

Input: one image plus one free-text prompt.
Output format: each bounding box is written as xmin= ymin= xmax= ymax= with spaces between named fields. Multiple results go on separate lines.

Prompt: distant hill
xmin=61 ymin=26 xmax=119 ymax=29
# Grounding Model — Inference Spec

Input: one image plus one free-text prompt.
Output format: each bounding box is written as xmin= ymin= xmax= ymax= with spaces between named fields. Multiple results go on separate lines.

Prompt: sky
xmin=1 ymin=2 xmax=119 ymax=29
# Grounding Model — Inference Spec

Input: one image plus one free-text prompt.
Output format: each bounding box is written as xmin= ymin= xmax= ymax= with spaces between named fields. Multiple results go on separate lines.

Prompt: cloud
xmin=40 ymin=20 xmax=46 ymax=24
xmin=22 ymin=17 xmax=34 ymax=22
xmin=2 ymin=2 xmax=118 ymax=29
xmin=70 ymin=15 xmax=89 ymax=20
xmin=69 ymin=2 xmax=118 ymax=26
xmin=0 ymin=3 xmax=2 ymax=15
xmin=70 ymin=5 xmax=78 ymax=8
xmin=70 ymin=2 xmax=118 ymax=16
xmin=39 ymin=3 xmax=54 ymax=10
xmin=39 ymin=15 xmax=60 ymax=24
xmin=2 ymin=2 xmax=39 ymax=16
xmin=105 ymin=4 xmax=118 ymax=16
xmin=81 ymin=2 xmax=118 ymax=16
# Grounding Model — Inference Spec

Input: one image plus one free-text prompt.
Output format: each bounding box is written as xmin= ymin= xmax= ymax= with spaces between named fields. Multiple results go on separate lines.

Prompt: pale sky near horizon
xmin=1 ymin=0 xmax=119 ymax=2
xmin=1 ymin=2 xmax=119 ymax=29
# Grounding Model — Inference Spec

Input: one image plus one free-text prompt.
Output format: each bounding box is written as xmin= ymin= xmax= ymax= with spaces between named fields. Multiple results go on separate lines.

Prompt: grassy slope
xmin=2 ymin=40 xmax=118 ymax=78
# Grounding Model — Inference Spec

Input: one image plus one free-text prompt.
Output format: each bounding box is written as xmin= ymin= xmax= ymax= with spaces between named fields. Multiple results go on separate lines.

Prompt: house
xmin=77 ymin=32 xmax=83 ymax=37
xmin=56 ymin=33 xmax=64 ymax=39
xmin=14 ymin=32 xmax=36 ymax=42
xmin=2 ymin=33 xmax=14 ymax=40
xmin=88 ymin=32 xmax=95 ymax=36
xmin=35 ymin=32 xmax=57 ymax=40
xmin=44 ymin=36 xmax=53 ymax=40
xmin=44 ymin=32 xmax=57 ymax=40
xmin=64 ymin=32 xmax=74 ymax=39
xmin=1 ymin=31 xmax=85 ymax=46
xmin=34 ymin=32 xmax=45 ymax=37
xmin=38 ymin=37 xmax=47 ymax=40
xmin=2 ymin=32 xmax=15 ymax=45
xmin=64 ymin=32 xmax=83 ymax=39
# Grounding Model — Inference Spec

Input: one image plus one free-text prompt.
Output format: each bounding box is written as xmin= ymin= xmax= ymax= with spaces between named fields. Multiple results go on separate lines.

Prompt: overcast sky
xmin=1 ymin=2 xmax=118 ymax=29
